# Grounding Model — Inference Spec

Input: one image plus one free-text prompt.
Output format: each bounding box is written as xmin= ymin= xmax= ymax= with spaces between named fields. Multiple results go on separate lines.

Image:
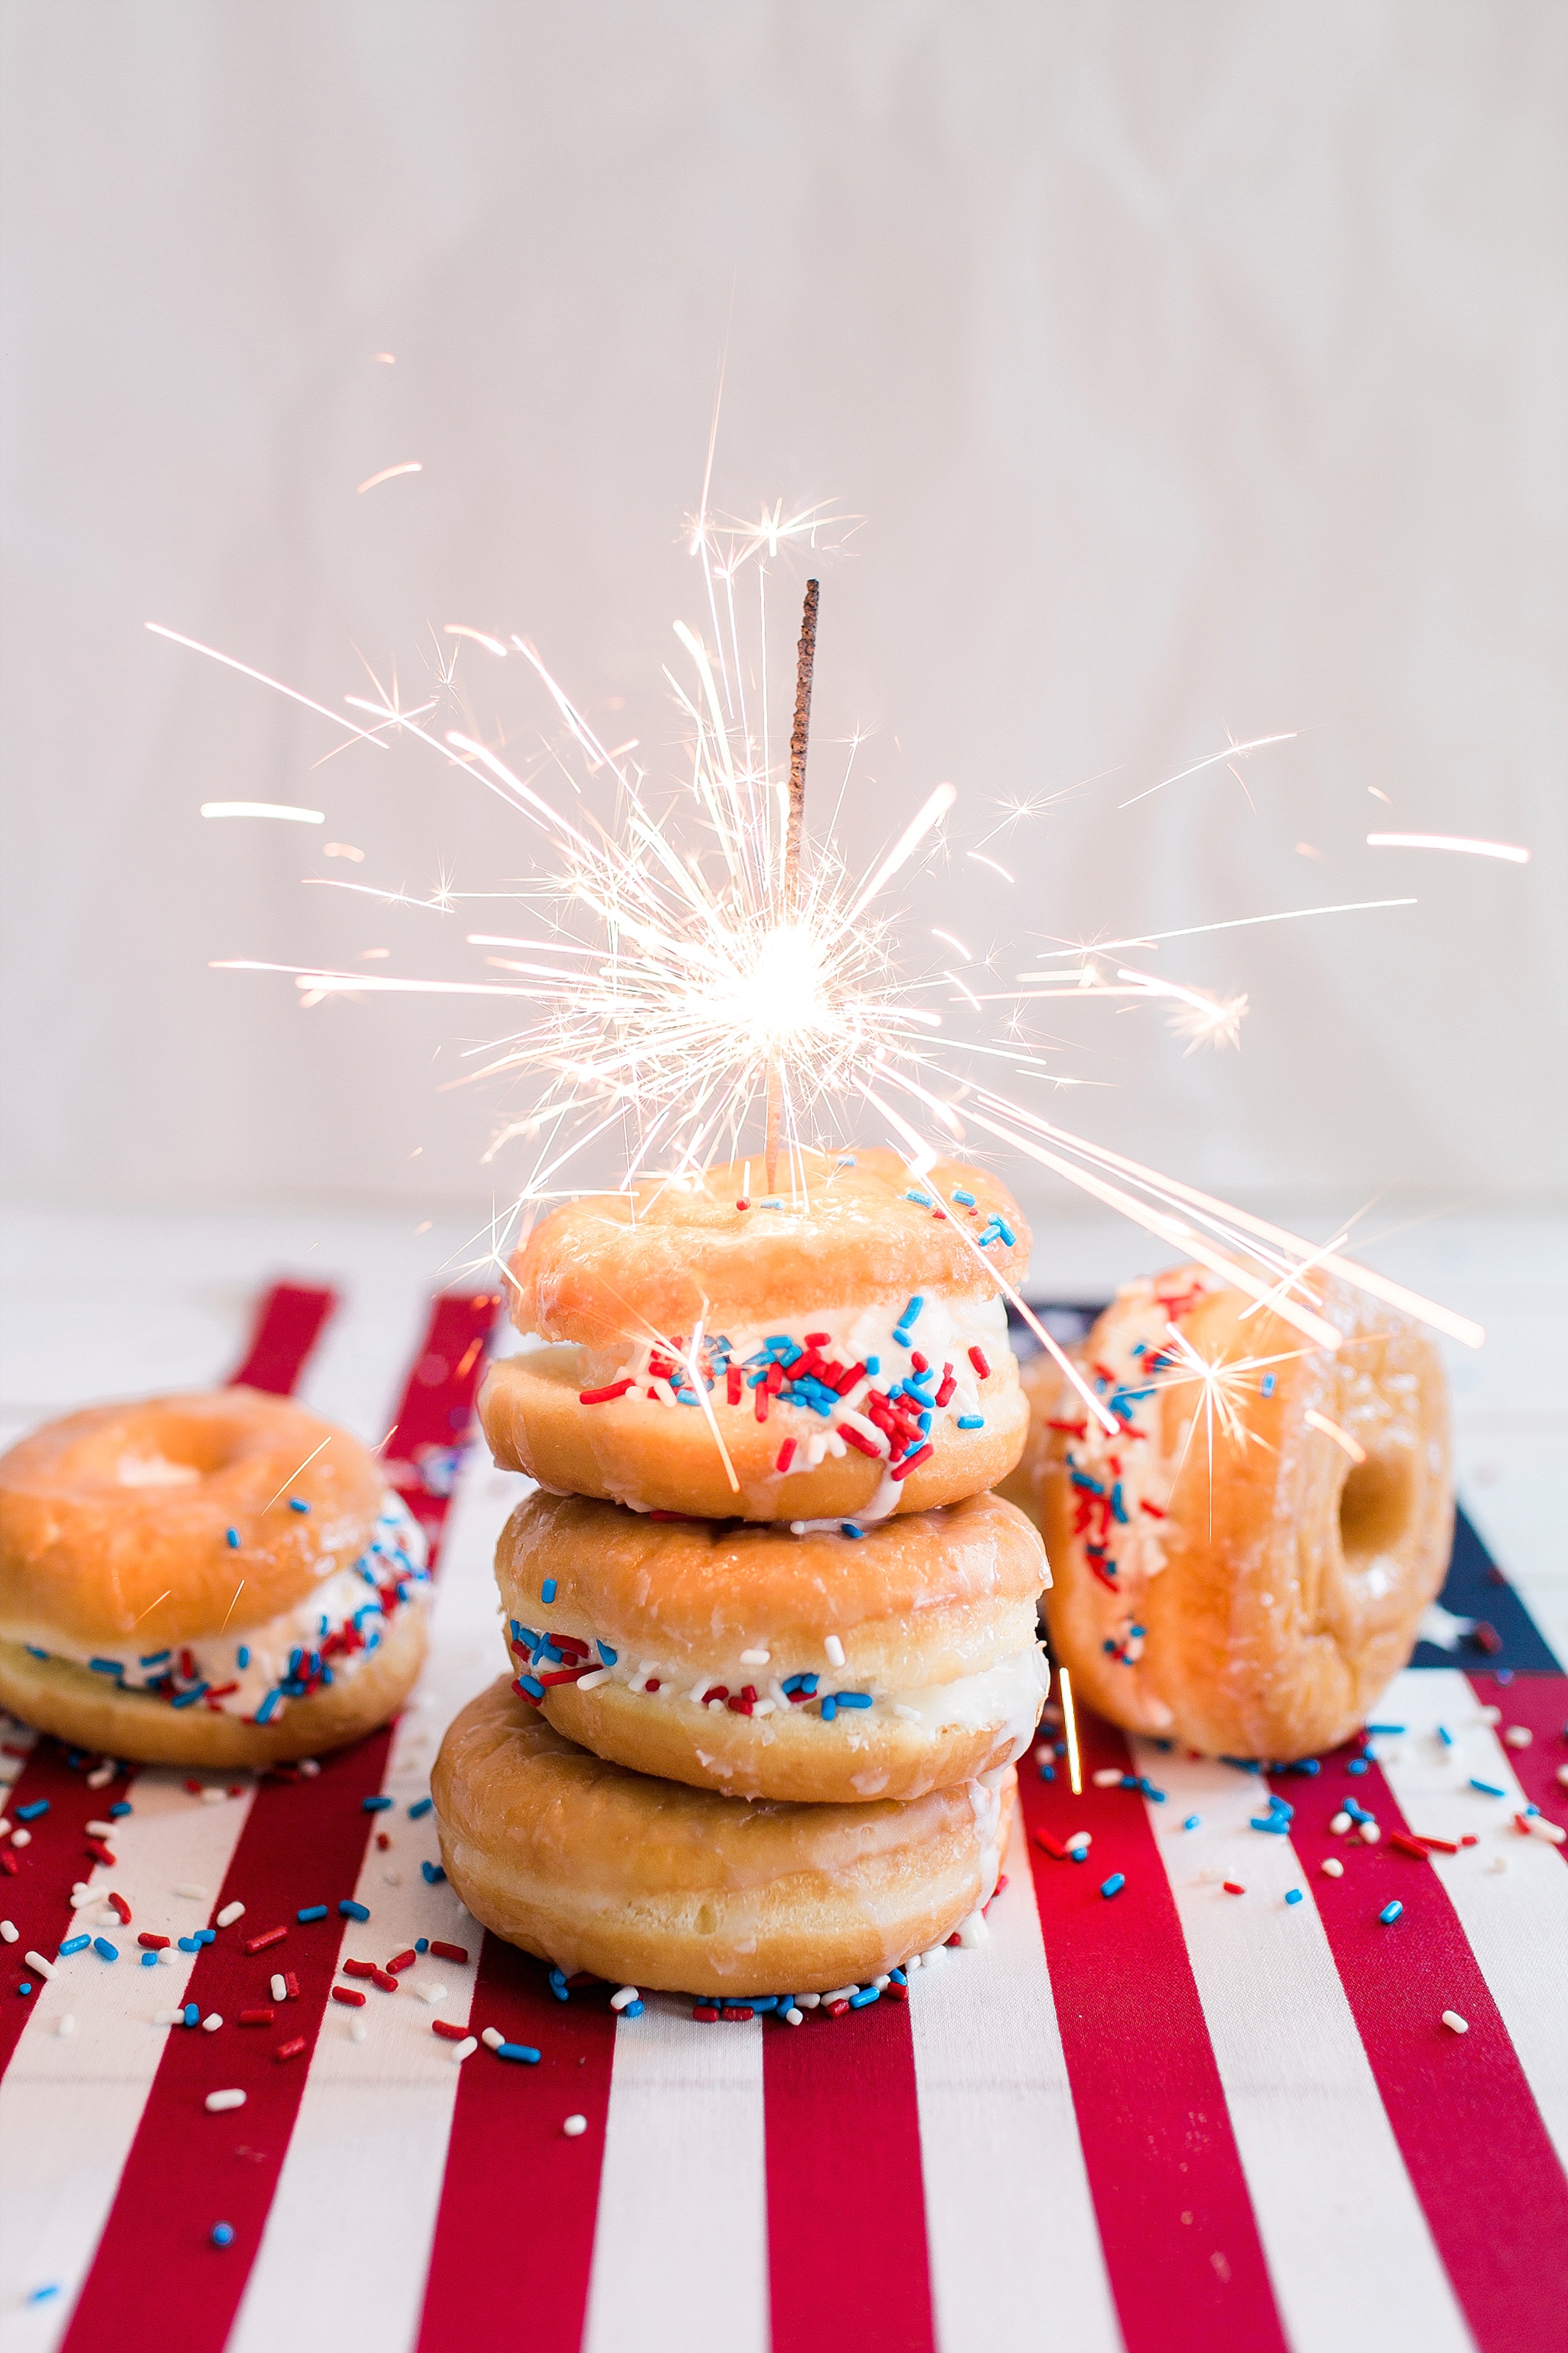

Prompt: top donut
xmin=506 ymin=1147 xmax=1031 ymax=1345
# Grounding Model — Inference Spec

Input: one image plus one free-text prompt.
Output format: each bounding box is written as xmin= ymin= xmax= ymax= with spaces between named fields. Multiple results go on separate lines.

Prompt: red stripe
xmin=0 ymin=1282 xmax=337 ymax=2073
xmin=414 ymin=1946 xmax=616 ymax=2353
xmin=227 ymin=1281 xmax=336 ymax=1394
xmin=58 ymin=1288 xmax=498 ymax=2353
xmin=1467 ymin=1671 xmax=1568 ymax=1842
xmin=764 ymin=1997 xmax=936 ymax=2353
xmin=1020 ymin=1717 xmax=1290 ymax=2353
xmin=1268 ymin=1743 xmax=1568 ymax=2352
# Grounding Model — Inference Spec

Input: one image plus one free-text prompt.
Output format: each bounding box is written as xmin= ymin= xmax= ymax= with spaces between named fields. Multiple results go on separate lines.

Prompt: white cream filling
xmin=9 ymin=1496 xmax=428 ymax=1723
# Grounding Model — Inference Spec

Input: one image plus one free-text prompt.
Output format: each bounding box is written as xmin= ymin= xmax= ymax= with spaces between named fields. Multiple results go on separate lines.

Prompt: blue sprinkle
xmin=900 ymin=1296 xmax=923 ymax=1327
xmin=59 ymin=1935 xmax=90 ymax=1956
xmin=1346 ymin=1758 xmax=1370 ymax=1775
xmin=18 ymin=1983 xmax=33 ymax=1997
xmin=15 ymin=1800 xmax=49 ymax=1822
xmin=195 ymin=1928 xmax=215 ymax=1945
xmin=1379 ymin=1900 xmax=1404 ymax=1926
xmin=297 ymin=1904 xmax=328 ymax=1923
xmin=541 ymin=1580 xmax=557 ymax=1605
xmin=255 ymin=1691 xmax=283 ymax=1725
xmin=408 ymin=1797 xmax=433 ymax=1820
xmin=183 ymin=2002 xmax=200 ymax=2027
xmin=1436 ymin=1725 xmax=1454 ymax=1747
xmin=496 ymin=2042 xmax=541 ymax=2064
xmin=820 ymin=1696 xmax=838 ymax=1724
xmin=952 ymin=1188 xmax=976 ymax=1206
xmin=211 ymin=2222 xmax=235 ymax=2247
xmin=956 ymin=1415 xmax=985 ymax=1430
xmin=1260 ymin=1372 xmax=1276 ymax=1397
xmin=1037 ymin=1761 xmax=1055 ymax=1781
xmin=338 ymin=1900 xmax=371 ymax=1921
xmin=1100 ymin=1873 xmax=1126 ymax=1900
xmin=1284 ymin=1759 xmax=1321 ymax=1776
xmin=1110 ymin=1483 xmax=1129 ymax=1525
xmin=1220 ymin=1758 xmax=1263 ymax=1776
xmin=24 ymin=1647 xmax=47 ymax=1660
xmin=226 ymin=1528 xmax=240 ymax=1549
xmin=421 ymin=1862 xmax=446 ymax=1885
xmin=782 ymin=1673 xmax=818 ymax=1696
xmin=178 ymin=1936 xmax=202 ymax=1953
xmin=1366 ymin=1724 xmax=1405 ymax=1736
xmin=1470 ymin=1779 xmax=1507 ymax=1798
xmin=850 ymin=1985 xmax=881 ymax=2008
xmin=361 ymin=1795 xmax=394 ymax=1813
xmin=24 ymin=2286 xmax=60 ymax=2305
xmin=289 ymin=1498 xmax=311 ymax=1513
xmin=865 ymin=1356 xmax=880 ymax=1376
xmin=750 ymin=1996 xmax=781 ymax=2013
xmin=1285 ymin=1888 xmax=1305 ymax=1906
xmin=141 ymin=1951 xmax=158 ymax=1966
xmin=838 ymin=1521 xmax=866 ymax=1541
xmin=1344 ymin=1801 xmax=1373 ymax=1824
xmin=416 ymin=1937 xmax=430 ymax=1953
xmin=596 ymin=1642 xmax=618 ymax=1665
xmin=89 ymin=1658 xmax=125 ymax=1678
xmin=1183 ymin=1815 xmax=1200 ymax=1831
xmin=624 ymin=1998 xmax=645 ymax=2017
xmin=890 ymin=1967 xmax=908 ymax=1985
xmin=234 ymin=1645 xmax=250 ymax=1671
xmin=833 ymin=1691 xmax=873 ymax=1709
xmin=139 ymin=1649 xmax=172 ymax=1666
xmin=1139 ymin=1780 xmax=1166 ymax=1803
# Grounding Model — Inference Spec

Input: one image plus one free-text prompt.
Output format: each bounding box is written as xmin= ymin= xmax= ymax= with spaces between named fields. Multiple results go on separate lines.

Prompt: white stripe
xmin=0 ymin=1776 xmax=256 ymax=2347
xmin=227 ymin=1444 xmax=528 ymax=2353
xmin=583 ymin=2003 xmax=767 ymax=2353
xmin=912 ymin=1812 xmax=1121 ymax=2352
xmin=1374 ymin=1666 xmax=1568 ymax=2169
xmin=1130 ymin=1739 xmax=1474 ymax=2353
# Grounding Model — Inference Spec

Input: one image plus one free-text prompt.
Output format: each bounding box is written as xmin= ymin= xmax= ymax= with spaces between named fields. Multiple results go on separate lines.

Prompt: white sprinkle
xmin=1328 ymin=1812 xmax=1352 ymax=1835
xmin=173 ymin=1884 xmax=208 ymax=1900
xmin=415 ymin=1982 xmax=446 ymax=2005
xmin=383 ymin=1869 xmax=402 ymax=1886
xmin=482 ymin=2027 xmax=505 ymax=2050
xmin=1321 ymin=1858 xmax=1344 ymax=1878
xmin=783 ymin=2007 xmax=803 ymax=2026
xmin=0 ymin=1920 xmax=15 ymax=1943
xmin=450 ymin=2035 xmax=479 ymax=2063
xmin=918 ymin=1946 xmax=947 ymax=1967
xmin=1442 ymin=2010 xmax=1469 ymax=2034
xmin=202 ymin=2013 xmax=223 ymax=2032
xmin=298 ymin=1758 xmax=320 ymax=1776
xmin=609 ymin=1985 xmax=639 ymax=2011
xmin=85 ymin=1820 xmax=116 ymax=1838
xmin=349 ymin=2019 xmax=368 ymax=2043
xmin=95 ymin=1907 xmax=120 ymax=1928
xmin=158 ymin=1946 xmax=179 ymax=1966
xmin=1503 ymin=1726 xmax=1533 ymax=1749
xmin=575 ymin=1668 xmax=612 ymax=1691
xmin=873 ymin=1974 xmax=891 ymax=1990
xmin=24 ymin=1952 xmax=54 ymax=1979
xmin=152 ymin=2008 xmax=184 ymax=2026
xmin=1358 ymin=1822 xmax=1381 ymax=1845
xmin=86 ymin=1764 xmax=115 ymax=1789
xmin=1065 ymin=1831 xmax=1091 ymax=1854
xmin=1478 ymin=1705 xmax=1501 ymax=1725
xmin=823 ymin=1985 xmax=860 ymax=2005
xmin=216 ymin=1901 xmax=245 ymax=1928
xmin=56 ymin=2013 xmax=76 ymax=2037
xmin=270 ymin=1975 xmax=287 ymax=2002
xmin=825 ymin=1636 xmax=845 ymax=1668
xmin=204 ymin=2088 xmax=246 ymax=2113
xmin=903 ymin=1950 xmax=922 ymax=1972
xmin=1526 ymin=1815 xmax=1566 ymax=1845
xmin=954 ymin=1910 xmax=989 ymax=1949
xmin=740 ymin=1649 xmax=770 ymax=1667
xmin=1488 ymin=1855 xmax=1509 ymax=1873
xmin=1092 ymin=1768 xmax=1122 ymax=1788
xmin=201 ymin=1789 xmax=227 ymax=1806
xmin=11 ymin=1827 xmax=31 ymax=1847
xmin=1557 ymin=1764 xmax=1568 ymax=1790
xmin=562 ymin=2114 xmax=587 ymax=2137
xmin=796 ymin=1992 xmax=822 ymax=2008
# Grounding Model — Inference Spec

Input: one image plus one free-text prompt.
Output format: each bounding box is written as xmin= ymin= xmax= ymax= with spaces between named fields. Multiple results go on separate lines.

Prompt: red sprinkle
xmin=722 ymin=2007 xmax=755 ymax=2023
xmin=1413 ymin=1835 xmax=1460 ymax=1855
xmin=430 ymin=1941 xmax=469 ymax=1966
xmin=734 ymin=1199 xmax=749 ymax=1213
xmin=341 ymin=1958 xmax=377 ymax=1979
xmin=371 ymin=1969 xmax=398 ymax=1993
xmin=890 ymin=1443 xmax=934 ymax=1482
xmin=1390 ymin=1835 xmax=1432 ymax=1861
xmin=432 ymin=2018 xmax=469 ymax=2040
xmin=386 ymin=1949 xmax=417 ymax=1973
xmin=726 ymin=1365 xmax=743 ymax=1406
xmin=332 ymin=1986 xmax=366 ymax=2008
xmin=579 ymin=1380 xmax=635 ymax=1405
xmin=1032 ymin=1832 xmax=1068 ymax=1861
xmin=805 ymin=1332 xmax=830 ymax=1346
xmin=886 ymin=1979 xmax=909 ymax=2002
xmin=138 ymin=1933 xmax=170 ymax=1951
xmin=840 ymin=1425 xmax=882 ymax=1459
xmin=934 ymin=1371 xmax=957 ymax=1407
xmin=692 ymin=2005 xmax=720 ymax=2023
xmin=243 ymin=1926 xmax=288 ymax=1954
xmin=775 ymin=1439 xmax=797 ymax=1474
xmin=754 ymin=1387 xmax=769 ymax=1423
xmin=825 ymin=1998 xmax=851 ymax=2018
xmin=240 ymin=2008 xmax=276 ymax=2026
xmin=85 ymin=1840 xmax=116 ymax=1867
xmin=184 ymin=1779 xmax=202 ymax=1795
xmin=375 ymin=1831 xmax=390 ymax=1850
xmin=1459 ymin=1836 xmax=1478 ymax=1849
xmin=968 ymin=1346 xmax=991 ymax=1379
xmin=276 ymin=2036 xmax=309 ymax=2061
xmin=0 ymin=1852 xmax=18 ymax=1875
xmin=1223 ymin=1881 xmax=1246 ymax=1896
xmin=283 ymin=1972 xmax=300 ymax=1999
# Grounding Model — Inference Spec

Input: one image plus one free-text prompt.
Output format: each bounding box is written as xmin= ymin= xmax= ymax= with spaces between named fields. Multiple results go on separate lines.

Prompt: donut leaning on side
xmin=497 ymin=1487 xmax=1050 ymax=1802
xmin=0 ymin=1388 xmax=430 ymax=1766
xmin=433 ymin=1675 xmax=1015 ymax=1998
xmin=480 ymin=1146 xmax=1031 ymax=1521
xmin=1034 ymin=1266 xmax=1453 ymax=1762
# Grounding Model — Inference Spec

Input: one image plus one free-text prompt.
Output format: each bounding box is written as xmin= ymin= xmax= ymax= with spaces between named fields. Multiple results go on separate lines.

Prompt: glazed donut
xmin=0 ymin=1388 xmax=430 ymax=1765
xmin=480 ymin=1147 xmax=1031 ymax=1521
xmin=433 ymin=1675 xmax=1015 ymax=1998
xmin=495 ymin=1487 xmax=1050 ymax=1802
xmin=992 ymin=1348 xmax=1059 ymax=1528
xmin=1034 ymin=1266 xmax=1453 ymax=1761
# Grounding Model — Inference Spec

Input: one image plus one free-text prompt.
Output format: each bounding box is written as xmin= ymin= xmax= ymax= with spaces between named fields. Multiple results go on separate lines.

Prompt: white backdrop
xmin=2 ymin=0 xmax=1563 ymax=1234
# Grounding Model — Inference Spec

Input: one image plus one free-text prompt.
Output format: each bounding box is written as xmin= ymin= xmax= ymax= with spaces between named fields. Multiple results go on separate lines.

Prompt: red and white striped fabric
xmin=2 ymin=1286 xmax=1565 ymax=2353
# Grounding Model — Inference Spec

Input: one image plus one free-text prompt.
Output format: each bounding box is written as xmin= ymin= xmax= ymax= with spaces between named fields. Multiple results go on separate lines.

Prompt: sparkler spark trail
xmin=357 ymin=461 xmax=423 ymax=494
xmin=1058 ymin=1668 xmax=1082 ymax=1796
xmin=1366 ymin=833 xmax=1530 ymax=864
xmin=201 ymin=802 xmax=325 ymax=823
xmin=174 ymin=474 xmax=1481 ymax=1368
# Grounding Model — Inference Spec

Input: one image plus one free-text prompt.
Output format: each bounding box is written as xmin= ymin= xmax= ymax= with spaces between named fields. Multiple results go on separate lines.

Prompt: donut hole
xmin=77 ymin=1409 xmax=250 ymax=1489
xmin=1338 ymin=1453 xmax=1413 ymax=1570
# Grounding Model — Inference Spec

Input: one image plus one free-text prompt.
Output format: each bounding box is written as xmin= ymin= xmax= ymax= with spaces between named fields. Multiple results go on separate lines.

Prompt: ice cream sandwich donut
xmin=479 ymin=1148 xmax=1031 ymax=1521
xmin=0 ymin=1388 xmax=430 ymax=1765
xmin=495 ymin=1486 xmax=1050 ymax=1802
xmin=1035 ymin=1266 xmax=1453 ymax=1761
xmin=433 ymin=1675 xmax=1014 ymax=1997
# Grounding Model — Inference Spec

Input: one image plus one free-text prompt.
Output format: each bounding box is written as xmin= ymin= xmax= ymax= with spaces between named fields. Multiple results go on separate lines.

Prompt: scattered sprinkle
xmin=1442 ymin=2011 xmax=1469 ymax=2034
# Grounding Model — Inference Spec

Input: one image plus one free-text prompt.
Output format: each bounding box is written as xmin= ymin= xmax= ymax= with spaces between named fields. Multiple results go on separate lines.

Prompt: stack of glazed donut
xmin=432 ymin=1146 xmax=1053 ymax=2005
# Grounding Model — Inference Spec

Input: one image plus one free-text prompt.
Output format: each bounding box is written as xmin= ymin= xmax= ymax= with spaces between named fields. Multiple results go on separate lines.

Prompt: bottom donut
xmin=433 ymin=1676 xmax=1014 ymax=1998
